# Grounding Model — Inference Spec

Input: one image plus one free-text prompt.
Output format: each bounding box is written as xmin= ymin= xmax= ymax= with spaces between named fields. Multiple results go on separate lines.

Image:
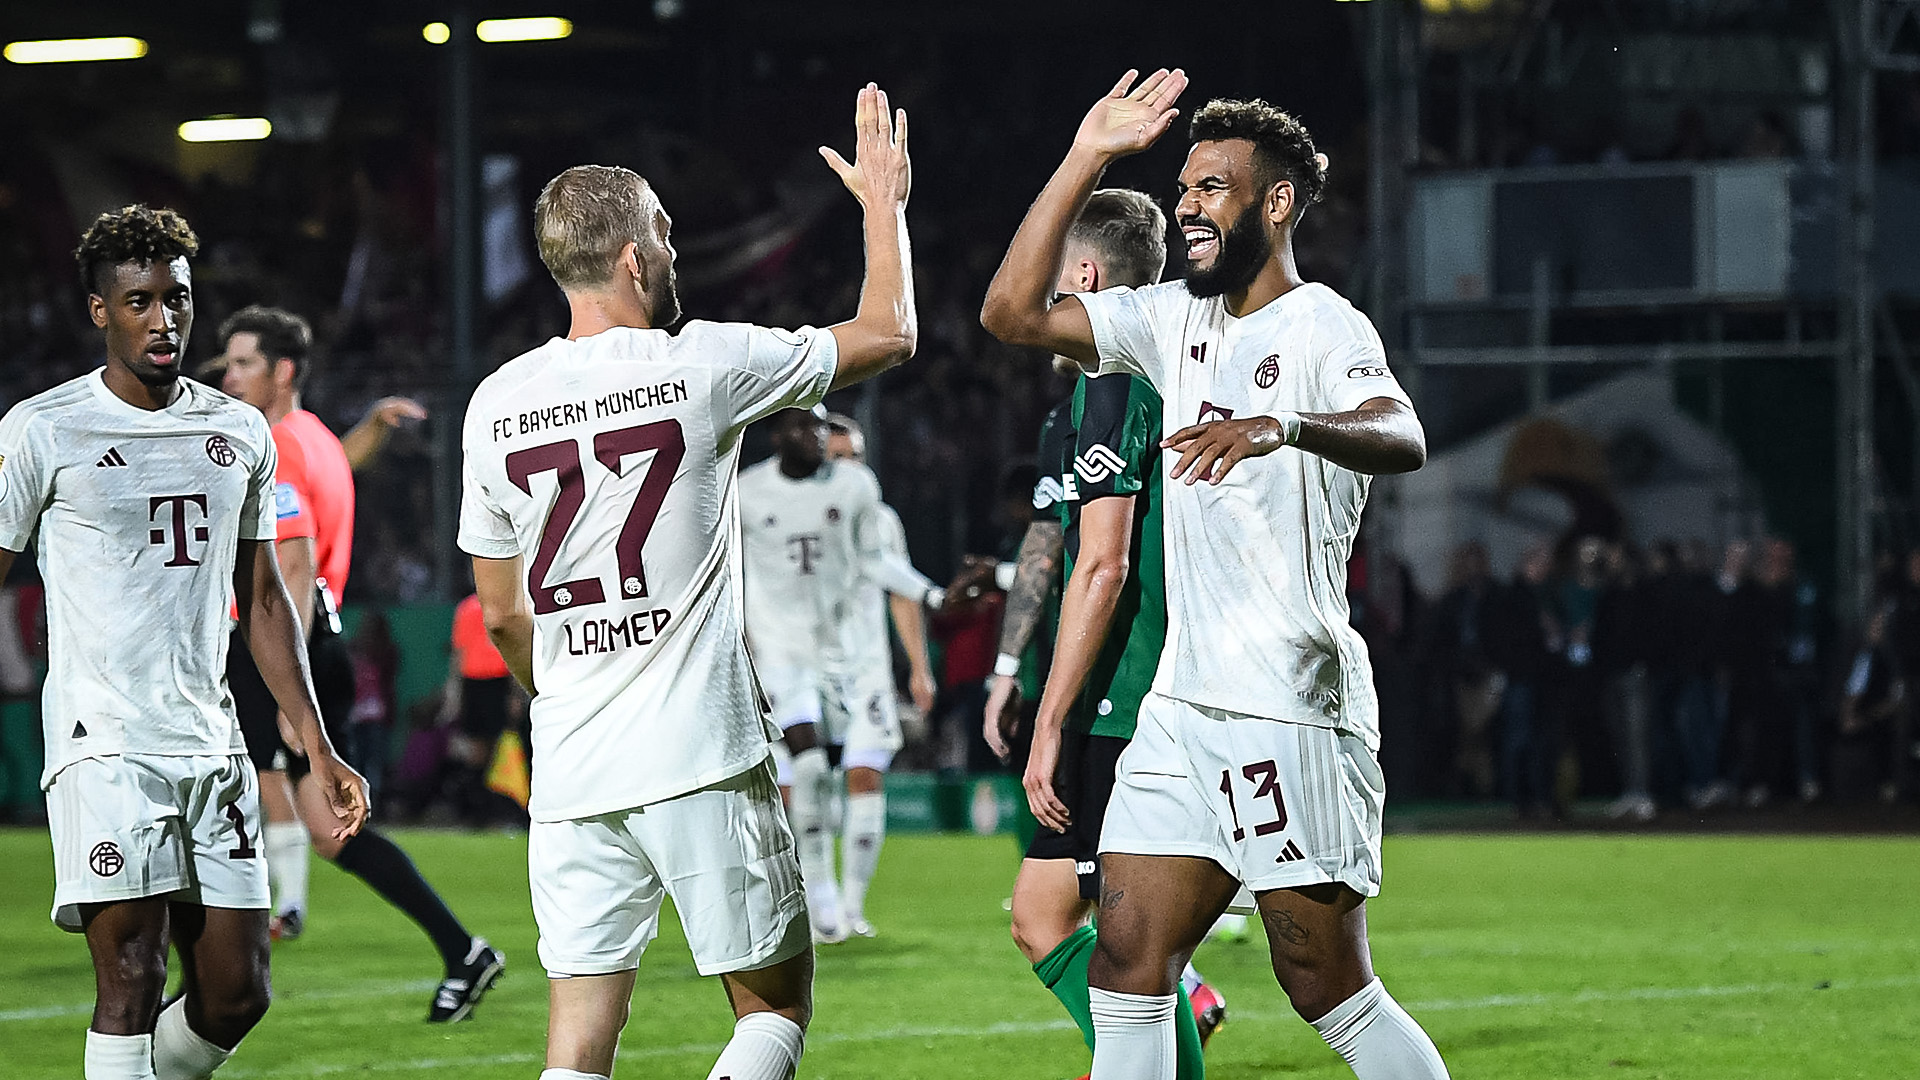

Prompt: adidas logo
xmin=95 ymin=447 xmax=127 ymax=468
xmin=1274 ymin=840 xmax=1306 ymax=864
xmin=1074 ymin=444 xmax=1126 ymax=484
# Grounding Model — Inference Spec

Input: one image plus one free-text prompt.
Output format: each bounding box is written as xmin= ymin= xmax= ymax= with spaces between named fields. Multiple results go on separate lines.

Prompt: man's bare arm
xmin=888 ymin=592 xmax=936 ymax=714
xmin=995 ymin=520 xmax=1066 ymax=661
xmin=274 ymin=535 xmax=319 ymax=643
xmin=234 ymin=539 xmax=366 ymax=837
xmin=980 ymin=68 xmax=1187 ymax=362
xmin=1030 ymin=498 xmax=1133 ymax=734
xmin=340 ymin=397 xmax=428 ymax=473
xmin=1164 ymin=398 xmax=1427 ymax=484
xmin=472 ymin=555 xmax=536 ymax=695
xmin=821 ymin=84 xmax=917 ymax=390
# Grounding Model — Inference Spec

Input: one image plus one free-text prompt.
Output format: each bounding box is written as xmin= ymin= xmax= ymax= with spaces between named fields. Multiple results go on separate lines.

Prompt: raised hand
xmin=366 ymin=396 xmax=428 ymax=428
xmin=1072 ymin=68 xmax=1189 ymax=160
xmin=820 ymin=83 xmax=911 ymax=211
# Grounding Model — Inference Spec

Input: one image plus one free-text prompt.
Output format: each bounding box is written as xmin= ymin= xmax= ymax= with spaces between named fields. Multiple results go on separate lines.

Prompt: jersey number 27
xmin=506 ymin=420 xmax=685 ymax=615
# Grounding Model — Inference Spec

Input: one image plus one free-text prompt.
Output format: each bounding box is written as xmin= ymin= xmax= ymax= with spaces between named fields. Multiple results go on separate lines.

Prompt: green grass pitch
xmin=1 ymin=827 xmax=1914 ymax=1078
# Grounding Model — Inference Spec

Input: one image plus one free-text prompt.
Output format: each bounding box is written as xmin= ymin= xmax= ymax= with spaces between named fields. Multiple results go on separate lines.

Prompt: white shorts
xmin=1100 ymin=692 xmax=1384 ymax=897
xmin=823 ymin=671 xmax=902 ymax=772
xmin=529 ymin=760 xmax=809 ymax=978
xmin=46 ymin=753 xmax=268 ymax=931
xmin=758 ymin=665 xmax=824 ymax=731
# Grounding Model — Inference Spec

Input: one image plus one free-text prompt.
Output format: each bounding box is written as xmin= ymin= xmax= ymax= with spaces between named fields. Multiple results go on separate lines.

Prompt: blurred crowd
xmin=1406 ymin=537 xmax=1919 ymax=819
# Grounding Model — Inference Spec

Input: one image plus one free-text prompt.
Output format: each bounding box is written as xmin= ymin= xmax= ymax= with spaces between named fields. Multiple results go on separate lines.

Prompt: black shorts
xmin=1023 ymin=729 xmax=1128 ymax=900
xmin=459 ymin=676 xmax=513 ymax=741
xmin=229 ymin=617 xmax=355 ymax=780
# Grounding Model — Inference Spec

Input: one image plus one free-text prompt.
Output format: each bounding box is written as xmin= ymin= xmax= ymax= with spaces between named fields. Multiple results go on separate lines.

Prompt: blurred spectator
xmin=931 ymin=589 xmax=1005 ymax=777
xmin=1486 ymin=544 xmax=1560 ymax=818
xmin=1738 ymin=111 xmax=1794 ymax=159
xmin=345 ymin=611 xmax=401 ymax=806
xmin=1428 ymin=543 xmax=1502 ymax=798
xmin=1832 ymin=604 xmax=1907 ymax=804
xmin=1666 ymin=105 xmax=1717 ymax=161
xmin=1552 ymin=538 xmax=1611 ymax=803
xmin=1596 ymin=544 xmax=1656 ymax=821
xmin=1759 ymin=540 xmax=1825 ymax=805
xmin=0 ymin=552 xmax=44 ymax=823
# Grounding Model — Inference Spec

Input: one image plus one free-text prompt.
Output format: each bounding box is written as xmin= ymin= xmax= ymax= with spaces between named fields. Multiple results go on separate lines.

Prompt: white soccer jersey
xmin=841 ymin=502 xmax=910 ymax=680
xmin=0 ymin=371 xmax=277 ymax=784
xmin=1081 ymin=281 xmax=1413 ymax=750
xmin=739 ymin=458 xmax=891 ymax=676
xmin=458 ymin=321 xmax=837 ymax=822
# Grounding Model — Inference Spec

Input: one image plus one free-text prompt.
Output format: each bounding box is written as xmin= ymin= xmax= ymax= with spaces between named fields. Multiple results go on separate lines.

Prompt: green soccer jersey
xmin=1055 ymin=372 xmax=1165 ymax=739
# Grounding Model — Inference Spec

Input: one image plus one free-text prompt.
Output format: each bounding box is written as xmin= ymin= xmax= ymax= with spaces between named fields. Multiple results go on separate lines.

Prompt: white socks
xmin=538 ymin=1071 xmax=608 ymax=1080
xmin=705 ymin=1011 xmax=805 ymax=1080
xmin=839 ymin=791 xmax=886 ymax=923
xmin=152 ymin=997 xmax=234 ymax=1080
xmin=786 ymin=747 xmax=842 ymax=931
xmin=85 ymin=1031 xmax=155 ymax=1080
xmin=265 ymin=821 xmax=310 ymax=917
xmin=1311 ymin=978 xmax=1450 ymax=1079
xmin=1089 ymin=987 xmax=1177 ymax=1080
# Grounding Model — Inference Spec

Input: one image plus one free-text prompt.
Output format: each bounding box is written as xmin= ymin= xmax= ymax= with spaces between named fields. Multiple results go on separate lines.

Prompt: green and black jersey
xmin=1052 ymin=373 xmax=1166 ymax=739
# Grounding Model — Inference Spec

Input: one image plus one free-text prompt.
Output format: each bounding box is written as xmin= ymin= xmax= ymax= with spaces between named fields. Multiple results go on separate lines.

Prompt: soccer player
xmin=820 ymin=412 xmax=938 ymax=935
xmin=982 ymin=189 xmax=1221 ymax=1080
xmin=981 ymin=71 xmax=1450 ymax=1080
xmin=459 ymin=83 xmax=914 ymax=1080
xmin=0 ymin=205 xmax=368 ymax=1080
xmin=215 ymin=306 xmax=504 ymax=1021
xmin=740 ymin=407 xmax=941 ymax=942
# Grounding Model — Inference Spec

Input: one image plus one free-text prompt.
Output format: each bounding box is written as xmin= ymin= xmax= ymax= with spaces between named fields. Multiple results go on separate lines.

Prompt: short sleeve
xmin=1313 ymin=318 xmax=1412 ymax=415
xmin=1079 ymin=285 xmax=1170 ymax=384
xmin=1072 ymin=375 xmax=1157 ymax=500
xmin=457 ymin=444 xmax=519 ymax=559
xmin=0 ymin=405 xmax=52 ymax=552
xmin=268 ymin=429 xmax=317 ymax=542
xmin=721 ymin=323 xmax=839 ymax=431
xmin=238 ymin=418 xmax=278 ymax=542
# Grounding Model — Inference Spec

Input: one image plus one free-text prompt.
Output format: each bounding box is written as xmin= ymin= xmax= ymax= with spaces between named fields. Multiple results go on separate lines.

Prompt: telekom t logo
xmin=787 ymin=533 xmax=824 ymax=575
xmin=149 ymin=494 xmax=211 ymax=567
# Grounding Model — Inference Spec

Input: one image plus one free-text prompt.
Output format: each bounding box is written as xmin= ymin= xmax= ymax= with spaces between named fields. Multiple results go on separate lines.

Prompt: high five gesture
xmin=823 ymin=82 xmax=919 ymax=389
xmin=821 ymin=82 xmax=912 ymax=211
xmin=1073 ymin=68 xmax=1189 ymax=160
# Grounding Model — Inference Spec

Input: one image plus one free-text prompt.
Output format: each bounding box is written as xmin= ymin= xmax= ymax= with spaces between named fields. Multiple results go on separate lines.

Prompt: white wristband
xmin=993 ymin=653 xmax=1022 ymax=678
xmin=995 ymin=562 xmax=1017 ymax=592
xmin=1274 ymin=410 xmax=1303 ymax=446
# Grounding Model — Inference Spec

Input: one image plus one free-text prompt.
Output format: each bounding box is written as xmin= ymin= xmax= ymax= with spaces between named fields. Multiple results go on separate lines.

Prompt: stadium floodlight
xmin=178 ymin=117 xmax=273 ymax=143
xmin=3 ymin=36 xmax=148 ymax=64
xmin=422 ymin=22 xmax=452 ymax=44
xmin=475 ymin=17 xmax=573 ymax=42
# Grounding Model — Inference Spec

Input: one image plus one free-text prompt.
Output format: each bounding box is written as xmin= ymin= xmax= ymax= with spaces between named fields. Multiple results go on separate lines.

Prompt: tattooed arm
xmin=983 ymin=518 xmax=1066 ymax=760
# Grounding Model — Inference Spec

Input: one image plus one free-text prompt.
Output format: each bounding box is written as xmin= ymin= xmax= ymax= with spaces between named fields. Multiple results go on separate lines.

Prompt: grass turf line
xmin=0 ymin=828 xmax=1913 ymax=1078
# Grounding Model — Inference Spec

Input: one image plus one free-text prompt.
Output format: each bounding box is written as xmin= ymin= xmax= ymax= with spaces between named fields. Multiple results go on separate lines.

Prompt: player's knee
xmin=94 ymin=945 xmax=169 ymax=1026
xmin=1271 ymin=957 xmax=1364 ymax=1022
xmin=1087 ymin=936 xmax=1169 ymax=995
xmin=845 ymin=766 xmax=884 ymax=794
xmin=1008 ymin=908 xmax=1062 ymax=964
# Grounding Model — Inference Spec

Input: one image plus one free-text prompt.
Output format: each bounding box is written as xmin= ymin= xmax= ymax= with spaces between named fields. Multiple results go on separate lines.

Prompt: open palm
xmin=1073 ymin=68 xmax=1189 ymax=159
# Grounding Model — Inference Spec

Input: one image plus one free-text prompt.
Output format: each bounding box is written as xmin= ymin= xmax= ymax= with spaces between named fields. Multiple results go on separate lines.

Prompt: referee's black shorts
xmin=1023 ymin=728 xmax=1128 ymax=900
xmin=229 ymin=611 xmax=355 ymax=780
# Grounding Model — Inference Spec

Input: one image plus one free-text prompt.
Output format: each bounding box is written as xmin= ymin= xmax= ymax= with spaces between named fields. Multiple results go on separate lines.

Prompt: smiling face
xmin=90 ymin=256 xmax=192 ymax=390
xmin=1175 ymin=139 xmax=1285 ymax=299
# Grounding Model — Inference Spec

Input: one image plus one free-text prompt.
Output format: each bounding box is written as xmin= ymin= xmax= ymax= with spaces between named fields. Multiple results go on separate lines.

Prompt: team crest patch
xmin=205 ymin=435 xmax=237 ymax=467
xmin=89 ymin=841 xmax=124 ymax=877
xmin=1255 ymin=354 xmax=1280 ymax=389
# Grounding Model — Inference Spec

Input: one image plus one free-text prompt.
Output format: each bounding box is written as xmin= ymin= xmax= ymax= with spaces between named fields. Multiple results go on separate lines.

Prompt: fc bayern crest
xmin=89 ymin=841 xmax=124 ymax=877
xmin=1254 ymin=354 xmax=1281 ymax=389
xmin=205 ymin=435 xmax=237 ymax=467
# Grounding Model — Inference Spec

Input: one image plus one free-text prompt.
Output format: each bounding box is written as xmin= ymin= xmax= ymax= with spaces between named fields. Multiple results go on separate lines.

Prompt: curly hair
xmin=1188 ymin=99 xmax=1327 ymax=218
xmin=74 ymin=204 xmax=200 ymax=295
